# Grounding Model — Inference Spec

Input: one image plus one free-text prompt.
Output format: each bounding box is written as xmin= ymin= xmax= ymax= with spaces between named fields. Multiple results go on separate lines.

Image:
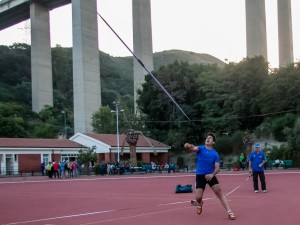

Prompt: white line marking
xmin=2 ymin=210 xmax=115 ymax=225
xmin=157 ymin=197 xmax=215 ymax=206
xmin=1 ymin=171 xmax=300 ymax=185
xmin=0 ymin=174 xmax=193 ymax=185
xmin=79 ymin=206 xmax=191 ymax=225
xmin=226 ymin=185 xmax=241 ymax=196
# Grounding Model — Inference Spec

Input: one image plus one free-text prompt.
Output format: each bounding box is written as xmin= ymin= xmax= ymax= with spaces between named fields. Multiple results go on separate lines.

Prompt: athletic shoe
xmin=262 ymin=190 xmax=267 ymax=193
xmin=254 ymin=190 xmax=258 ymax=193
xmin=228 ymin=211 xmax=236 ymax=220
xmin=196 ymin=200 xmax=203 ymax=215
xmin=196 ymin=206 xmax=202 ymax=215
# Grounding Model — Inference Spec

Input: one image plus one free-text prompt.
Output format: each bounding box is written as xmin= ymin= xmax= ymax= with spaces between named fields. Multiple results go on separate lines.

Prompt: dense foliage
xmin=77 ymin=146 xmax=97 ymax=165
xmin=1 ymin=43 xmax=300 ymax=165
xmin=137 ymin=58 xmax=300 ymax=165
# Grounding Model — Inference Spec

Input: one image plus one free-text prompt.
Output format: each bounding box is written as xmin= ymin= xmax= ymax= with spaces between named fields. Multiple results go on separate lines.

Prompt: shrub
xmin=177 ymin=156 xmax=184 ymax=168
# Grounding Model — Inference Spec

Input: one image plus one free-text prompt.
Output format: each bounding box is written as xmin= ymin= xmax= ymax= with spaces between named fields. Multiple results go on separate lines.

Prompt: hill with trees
xmin=1 ymin=43 xmax=300 ymax=166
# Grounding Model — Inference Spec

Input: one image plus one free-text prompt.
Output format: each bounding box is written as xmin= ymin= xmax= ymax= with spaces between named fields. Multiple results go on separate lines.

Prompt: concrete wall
xmin=19 ymin=154 xmax=41 ymax=171
xmin=245 ymin=0 xmax=268 ymax=61
xmin=30 ymin=2 xmax=53 ymax=112
xmin=132 ymin=0 xmax=154 ymax=113
xmin=72 ymin=0 xmax=101 ymax=133
xmin=278 ymin=0 xmax=294 ymax=67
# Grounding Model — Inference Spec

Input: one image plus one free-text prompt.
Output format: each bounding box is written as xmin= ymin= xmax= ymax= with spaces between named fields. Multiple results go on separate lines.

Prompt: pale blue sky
xmin=0 ymin=0 xmax=299 ymax=68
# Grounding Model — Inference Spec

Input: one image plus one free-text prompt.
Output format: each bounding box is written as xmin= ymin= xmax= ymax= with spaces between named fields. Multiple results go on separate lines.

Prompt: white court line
xmin=1 ymin=171 xmax=299 ymax=185
xmin=79 ymin=199 xmax=225 ymax=225
xmin=0 ymin=174 xmax=194 ymax=185
xmin=157 ymin=197 xmax=215 ymax=206
xmin=224 ymin=171 xmax=300 ymax=196
xmin=226 ymin=185 xmax=241 ymax=196
xmin=2 ymin=198 xmax=215 ymax=225
xmin=79 ymin=206 xmax=192 ymax=225
xmin=158 ymin=200 xmax=191 ymax=206
xmin=2 ymin=210 xmax=115 ymax=225
xmin=219 ymin=171 xmax=300 ymax=177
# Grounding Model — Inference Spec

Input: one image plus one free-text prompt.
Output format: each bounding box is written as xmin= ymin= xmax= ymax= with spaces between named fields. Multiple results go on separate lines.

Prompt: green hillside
xmin=153 ymin=49 xmax=225 ymax=70
xmin=0 ymin=44 xmax=225 ymax=109
xmin=99 ymin=49 xmax=225 ymax=107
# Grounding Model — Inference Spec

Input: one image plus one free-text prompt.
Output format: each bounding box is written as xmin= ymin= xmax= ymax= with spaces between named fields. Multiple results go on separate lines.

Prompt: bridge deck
xmin=0 ymin=0 xmax=71 ymax=30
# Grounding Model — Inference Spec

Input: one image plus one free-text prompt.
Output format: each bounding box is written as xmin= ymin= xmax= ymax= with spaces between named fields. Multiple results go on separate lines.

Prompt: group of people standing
xmin=41 ymin=161 xmax=80 ymax=179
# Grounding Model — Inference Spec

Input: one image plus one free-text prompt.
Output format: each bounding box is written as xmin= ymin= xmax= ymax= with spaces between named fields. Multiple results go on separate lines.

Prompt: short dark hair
xmin=207 ymin=132 xmax=216 ymax=142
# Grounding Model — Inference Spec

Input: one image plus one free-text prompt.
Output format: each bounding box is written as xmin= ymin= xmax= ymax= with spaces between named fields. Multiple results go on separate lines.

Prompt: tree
xmin=52 ymin=46 xmax=73 ymax=98
xmin=122 ymin=129 xmax=140 ymax=167
xmin=272 ymin=113 xmax=296 ymax=141
xmin=0 ymin=44 xmax=31 ymax=86
xmin=259 ymin=63 xmax=300 ymax=114
xmin=199 ymin=56 xmax=268 ymax=133
xmin=255 ymin=119 xmax=273 ymax=139
xmin=77 ymin=146 xmax=97 ymax=175
xmin=137 ymin=61 xmax=217 ymax=146
xmin=176 ymin=156 xmax=184 ymax=168
xmin=31 ymin=105 xmax=65 ymax=138
xmin=91 ymin=106 xmax=115 ymax=133
xmin=0 ymin=102 xmax=28 ymax=137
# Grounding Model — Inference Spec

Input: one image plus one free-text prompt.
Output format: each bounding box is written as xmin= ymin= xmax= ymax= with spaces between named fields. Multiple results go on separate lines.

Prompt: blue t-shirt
xmin=249 ymin=151 xmax=266 ymax=171
xmin=196 ymin=145 xmax=220 ymax=175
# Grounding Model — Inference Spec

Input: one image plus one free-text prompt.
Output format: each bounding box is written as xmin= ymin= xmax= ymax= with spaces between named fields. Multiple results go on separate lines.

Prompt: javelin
xmin=97 ymin=12 xmax=191 ymax=121
xmin=226 ymin=172 xmax=252 ymax=196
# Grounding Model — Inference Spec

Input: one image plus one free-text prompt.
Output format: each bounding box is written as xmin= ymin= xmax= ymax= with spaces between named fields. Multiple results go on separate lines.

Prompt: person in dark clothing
xmin=41 ymin=162 xmax=45 ymax=176
xmin=249 ymin=143 xmax=267 ymax=193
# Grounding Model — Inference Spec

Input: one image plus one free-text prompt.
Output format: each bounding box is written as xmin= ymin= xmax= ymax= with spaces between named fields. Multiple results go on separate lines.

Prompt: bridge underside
xmin=0 ymin=0 xmax=295 ymax=133
xmin=0 ymin=0 xmax=70 ymax=30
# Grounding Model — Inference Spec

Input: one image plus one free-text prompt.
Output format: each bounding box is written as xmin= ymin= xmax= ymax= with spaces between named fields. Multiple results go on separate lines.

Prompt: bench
xmin=282 ymin=160 xmax=293 ymax=169
xmin=267 ymin=160 xmax=275 ymax=169
xmin=267 ymin=160 xmax=293 ymax=169
xmin=141 ymin=165 xmax=153 ymax=173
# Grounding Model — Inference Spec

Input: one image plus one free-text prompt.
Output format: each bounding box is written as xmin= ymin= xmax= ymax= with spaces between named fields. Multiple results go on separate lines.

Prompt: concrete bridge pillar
xmin=30 ymin=1 xmax=53 ymax=112
xmin=245 ymin=0 xmax=268 ymax=61
xmin=132 ymin=0 xmax=153 ymax=114
xmin=72 ymin=0 xmax=101 ymax=133
xmin=278 ymin=0 xmax=294 ymax=67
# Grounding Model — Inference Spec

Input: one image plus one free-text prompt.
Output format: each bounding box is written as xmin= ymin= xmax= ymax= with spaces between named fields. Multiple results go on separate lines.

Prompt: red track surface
xmin=0 ymin=170 xmax=299 ymax=225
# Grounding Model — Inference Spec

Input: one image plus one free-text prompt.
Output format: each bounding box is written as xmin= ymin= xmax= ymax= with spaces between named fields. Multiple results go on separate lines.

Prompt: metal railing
xmin=0 ymin=169 xmax=42 ymax=177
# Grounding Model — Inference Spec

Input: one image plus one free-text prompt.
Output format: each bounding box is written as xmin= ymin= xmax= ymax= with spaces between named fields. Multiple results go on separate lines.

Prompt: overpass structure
xmin=0 ymin=0 xmax=294 ymax=134
xmin=0 ymin=0 xmax=71 ymax=29
xmin=245 ymin=0 xmax=294 ymax=67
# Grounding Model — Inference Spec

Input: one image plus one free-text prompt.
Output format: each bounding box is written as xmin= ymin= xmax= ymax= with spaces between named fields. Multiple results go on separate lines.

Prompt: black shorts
xmin=195 ymin=174 xmax=219 ymax=190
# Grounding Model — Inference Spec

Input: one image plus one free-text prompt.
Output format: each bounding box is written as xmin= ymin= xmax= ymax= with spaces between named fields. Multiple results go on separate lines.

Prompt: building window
xmin=43 ymin=154 xmax=50 ymax=164
xmin=61 ymin=154 xmax=79 ymax=162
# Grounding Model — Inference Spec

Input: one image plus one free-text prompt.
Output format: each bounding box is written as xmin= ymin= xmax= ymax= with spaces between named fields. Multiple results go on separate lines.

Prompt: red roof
xmin=84 ymin=133 xmax=169 ymax=148
xmin=0 ymin=138 xmax=85 ymax=148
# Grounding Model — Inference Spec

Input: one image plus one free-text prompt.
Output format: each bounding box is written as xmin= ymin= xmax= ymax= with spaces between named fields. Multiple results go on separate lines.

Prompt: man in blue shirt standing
xmin=184 ymin=132 xmax=235 ymax=220
xmin=249 ymin=143 xmax=267 ymax=193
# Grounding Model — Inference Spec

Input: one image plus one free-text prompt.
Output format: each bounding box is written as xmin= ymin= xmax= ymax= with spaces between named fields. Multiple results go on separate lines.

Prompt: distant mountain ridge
xmin=153 ymin=49 xmax=225 ymax=69
xmin=0 ymin=45 xmax=226 ymax=109
xmin=116 ymin=49 xmax=225 ymax=71
xmin=100 ymin=49 xmax=225 ymax=105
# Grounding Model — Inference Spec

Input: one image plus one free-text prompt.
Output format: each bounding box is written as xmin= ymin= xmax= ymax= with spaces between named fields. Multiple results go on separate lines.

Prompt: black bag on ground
xmin=175 ymin=184 xmax=193 ymax=193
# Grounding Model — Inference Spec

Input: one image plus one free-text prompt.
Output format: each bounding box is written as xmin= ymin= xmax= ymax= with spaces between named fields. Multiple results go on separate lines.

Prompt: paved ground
xmin=0 ymin=170 xmax=299 ymax=225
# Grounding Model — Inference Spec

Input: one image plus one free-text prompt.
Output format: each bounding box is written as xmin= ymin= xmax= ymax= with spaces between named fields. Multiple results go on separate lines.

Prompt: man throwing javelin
xmin=184 ymin=132 xmax=235 ymax=220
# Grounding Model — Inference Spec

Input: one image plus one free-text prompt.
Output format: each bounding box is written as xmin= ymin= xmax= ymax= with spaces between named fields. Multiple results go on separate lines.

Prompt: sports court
xmin=0 ymin=170 xmax=299 ymax=225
